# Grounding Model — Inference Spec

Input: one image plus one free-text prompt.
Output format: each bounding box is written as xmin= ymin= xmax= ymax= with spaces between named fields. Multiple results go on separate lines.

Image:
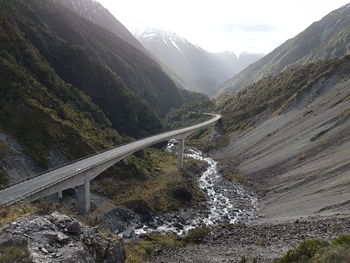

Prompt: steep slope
xmin=217 ymin=3 xmax=350 ymax=97
xmin=50 ymin=0 xmax=145 ymax=51
xmin=216 ymin=56 xmax=350 ymax=219
xmin=216 ymin=51 xmax=264 ymax=75
xmin=0 ymin=0 xmax=126 ymax=172
xmin=1 ymin=0 xmax=207 ymax=139
xmin=49 ymin=0 xmax=208 ymax=102
xmin=137 ymin=29 xmax=246 ymax=96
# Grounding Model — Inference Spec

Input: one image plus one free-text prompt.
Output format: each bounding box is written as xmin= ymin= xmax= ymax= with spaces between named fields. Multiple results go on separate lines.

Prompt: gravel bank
xmin=154 ymin=213 xmax=350 ymax=263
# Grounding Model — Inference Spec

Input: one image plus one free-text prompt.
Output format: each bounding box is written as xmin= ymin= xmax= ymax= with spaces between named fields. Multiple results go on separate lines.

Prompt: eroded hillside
xmin=216 ymin=56 xmax=350 ymax=219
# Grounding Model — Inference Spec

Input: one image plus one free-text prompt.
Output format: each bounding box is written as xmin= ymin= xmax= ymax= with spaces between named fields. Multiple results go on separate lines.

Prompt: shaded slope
xmin=0 ymin=2 xmax=124 ymax=167
xmin=217 ymin=3 xmax=350 ymax=97
xmin=2 ymin=0 xmax=206 ymax=138
xmin=51 ymin=0 xmax=145 ymax=51
xmin=0 ymin=0 xmax=160 ymax=138
xmin=45 ymin=1 xmax=207 ymax=117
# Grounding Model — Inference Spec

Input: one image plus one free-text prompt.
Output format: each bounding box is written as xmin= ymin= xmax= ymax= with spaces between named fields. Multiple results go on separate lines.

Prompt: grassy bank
xmin=92 ymin=148 xmax=207 ymax=214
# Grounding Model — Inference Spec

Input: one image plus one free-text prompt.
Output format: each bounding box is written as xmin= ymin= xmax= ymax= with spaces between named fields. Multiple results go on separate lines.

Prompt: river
xmin=126 ymin=140 xmax=259 ymax=236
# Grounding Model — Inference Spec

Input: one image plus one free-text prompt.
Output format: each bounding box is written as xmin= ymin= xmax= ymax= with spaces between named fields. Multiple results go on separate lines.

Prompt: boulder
xmin=0 ymin=212 xmax=126 ymax=263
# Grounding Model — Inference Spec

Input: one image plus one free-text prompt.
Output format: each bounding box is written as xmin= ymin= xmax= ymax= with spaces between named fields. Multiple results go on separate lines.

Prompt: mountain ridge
xmin=50 ymin=0 xmax=145 ymax=52
xmin=216 ymin=2 xmax=350 ymax=97
xmin=136 ymin=28 xmax=263 ymax=96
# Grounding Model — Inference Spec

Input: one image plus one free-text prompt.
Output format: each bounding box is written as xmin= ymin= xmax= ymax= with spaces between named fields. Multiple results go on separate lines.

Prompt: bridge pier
xmin=0 ymin=114 xmax=221 ymax=210
xmin=58 ymin=190 xmax=63 ymax=199
xmin=210 ymin=124 xmax=215 ymax=141
xmin=76 ymin=178 xmax=90 ymax=214
xmin=177 ymin=138 xmax=185 ymax=169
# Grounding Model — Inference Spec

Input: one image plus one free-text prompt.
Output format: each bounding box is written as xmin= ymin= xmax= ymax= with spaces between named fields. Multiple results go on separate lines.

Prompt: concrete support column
xmin=58 ymin=190 xmax=63 ymax=199
xmin=177 ymin=138 xmax=185 ymax=169
xmin=210 ymin=125 xmax=215 ymax=141
xmin=76 ymin=178 xmax=90 ymax=214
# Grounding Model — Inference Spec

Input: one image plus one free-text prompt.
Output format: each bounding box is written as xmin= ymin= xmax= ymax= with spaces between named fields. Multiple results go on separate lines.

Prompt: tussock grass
xmin=0 ymin=204 xmax=37 ymax=229
xmin=125 ymin=227 xmax=211 ymax=263
xmin=276 ymin=235 xmax=350 ymax=263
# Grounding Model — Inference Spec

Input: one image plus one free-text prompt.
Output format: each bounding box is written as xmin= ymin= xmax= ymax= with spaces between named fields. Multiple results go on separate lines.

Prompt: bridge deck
xmin=0 ymin=114 xmax=221 ymax=206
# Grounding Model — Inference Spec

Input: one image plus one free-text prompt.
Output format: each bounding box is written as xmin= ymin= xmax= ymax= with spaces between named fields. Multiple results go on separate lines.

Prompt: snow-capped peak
xmin=135 ymin=28 xmax=188 ymax=45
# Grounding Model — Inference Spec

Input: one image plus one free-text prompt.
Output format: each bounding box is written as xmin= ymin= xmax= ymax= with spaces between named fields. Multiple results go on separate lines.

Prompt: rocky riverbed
xmin=101 ymin=143 xmax=259 ymax=238
xmin=154 ymin=213 xmax=350 ymax=263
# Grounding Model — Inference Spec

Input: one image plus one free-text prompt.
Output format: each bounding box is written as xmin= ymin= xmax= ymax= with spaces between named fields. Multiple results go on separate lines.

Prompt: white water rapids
xmin=122 ymin=140 xmax=258 ymax=236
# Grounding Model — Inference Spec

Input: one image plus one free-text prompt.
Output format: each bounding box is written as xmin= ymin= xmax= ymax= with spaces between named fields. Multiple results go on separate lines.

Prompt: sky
xmin=98 ymin=0 xmax=350 ymax=55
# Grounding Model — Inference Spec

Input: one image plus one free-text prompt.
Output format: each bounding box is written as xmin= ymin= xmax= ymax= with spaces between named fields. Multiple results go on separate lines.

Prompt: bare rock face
xmin=0 ymin=212 xmax=126 ymax=263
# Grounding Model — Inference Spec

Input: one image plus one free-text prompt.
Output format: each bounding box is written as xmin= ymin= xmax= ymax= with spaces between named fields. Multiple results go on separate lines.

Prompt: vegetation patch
xmin=216 ymin=56 xmax=350 ymax=134
xmin=0 ymin=168 xmax=8 ymax=189
xmin=332 ymin=234 xmax=350 ymax=247
xmin=298 ymin=152 xmax=310 ymax=161
xmin=164 ymin=101 xmax=215 ymax=130
xmin=182 ymin=226 xmax=211 ymax=244
xmin=276 ymin=235 xmax=350 ymax=263
xmin=220 ymin=158 xmax=242 ymax=183
xmin=0 ymin=245 xmax=32 ymax=263
xmin=93 ymin=148 xmax=206 ymax=214
xmin=125 ymin=227 xmax=211 ymax=263
xmin=125 ymin=233 xmax=184 ymax=263
xmin=0 ymin=204 xmax=37 ymax=229
xmin=0 ymin=141 xmax=8 ymax=160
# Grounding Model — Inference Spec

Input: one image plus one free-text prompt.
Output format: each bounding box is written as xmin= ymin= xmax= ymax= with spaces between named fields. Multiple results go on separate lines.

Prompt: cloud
xmin=219 ymin=24 xmax=276 ymax=32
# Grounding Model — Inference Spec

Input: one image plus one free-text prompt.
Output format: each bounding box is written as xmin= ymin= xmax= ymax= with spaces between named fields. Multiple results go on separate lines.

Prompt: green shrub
xmin=332 ymin=234 xmax=350 ymax=247
xmin=0 ymin=245 xmax=32 ymax=263
xmin=0 ymin=168 xmax=8 ymax=188
xmin=276 ymin=239 xmax=329 ymax=263
xmin=277 ymin=234 xmax=350 ymax=263
xmin=183 ymin=226 xmax=211 ymax=244
xmin=310 ymin=246 xmax=350 ymax=263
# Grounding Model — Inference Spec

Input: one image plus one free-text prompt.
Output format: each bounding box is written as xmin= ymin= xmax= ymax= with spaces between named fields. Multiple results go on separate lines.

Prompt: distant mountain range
xmin=217 ymin=2 xmax=350 ymax=97
xmin=136 ymin=29 xmax=264 ymax=96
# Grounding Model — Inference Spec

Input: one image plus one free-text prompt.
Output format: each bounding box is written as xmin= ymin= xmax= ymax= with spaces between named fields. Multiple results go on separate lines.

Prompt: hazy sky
xmin=98 ymin=0 xmax=349 ymax=55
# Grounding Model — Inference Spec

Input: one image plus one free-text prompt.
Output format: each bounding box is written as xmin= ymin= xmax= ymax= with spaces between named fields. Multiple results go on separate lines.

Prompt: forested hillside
xmin=1 ymin=0 xmax=206 ymax=140
xmin=0 ymin=0 xmax=207 ymax=186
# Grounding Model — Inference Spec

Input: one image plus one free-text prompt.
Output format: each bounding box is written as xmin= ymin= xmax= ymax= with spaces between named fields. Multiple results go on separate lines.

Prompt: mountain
xmin=0 ymin=0 xmax=209 ymax=179
xmin=136 ymin=29 xmax=263 ymax=96
xmin=166 ymin=54 xmax=350 ymax=219
xmin=216 ymin=51 xmax=264 ymax=74
xmin=217 ymin=3 xmax=350 ymax=97
xmin=50 ymin=0 xmax=145 ymax=51
xmin=3 ymin=0 xmax=207 ymax=139
xmin=216 ymin=55 xmax=350 ymax=218
xmin=0 ymin=0 xmax=126 ymax=170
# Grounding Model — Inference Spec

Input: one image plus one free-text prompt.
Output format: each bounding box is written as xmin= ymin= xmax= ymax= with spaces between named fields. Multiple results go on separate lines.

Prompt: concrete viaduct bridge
xmin=0 ymin=114 xmax=221 ymax=213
